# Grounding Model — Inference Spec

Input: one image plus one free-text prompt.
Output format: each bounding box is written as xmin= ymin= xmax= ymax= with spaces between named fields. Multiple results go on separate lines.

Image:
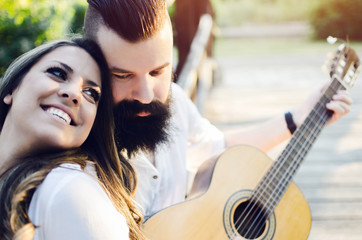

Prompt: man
xmin=84 ymin=0 xmax=352 ymax=219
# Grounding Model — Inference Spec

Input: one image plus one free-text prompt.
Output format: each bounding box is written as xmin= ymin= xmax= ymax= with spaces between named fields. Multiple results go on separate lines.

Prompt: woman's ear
xmin=3 ymin=94 xmax=13 ymax=105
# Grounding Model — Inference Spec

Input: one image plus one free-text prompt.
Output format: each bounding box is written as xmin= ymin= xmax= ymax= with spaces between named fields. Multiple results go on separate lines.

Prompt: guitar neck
xmin=252 ymin=76 xmax=345 ymax=215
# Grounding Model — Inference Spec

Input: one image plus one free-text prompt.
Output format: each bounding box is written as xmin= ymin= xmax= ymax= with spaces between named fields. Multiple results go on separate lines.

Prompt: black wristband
xmin=285 ymin=112 xmax=297 ymax=134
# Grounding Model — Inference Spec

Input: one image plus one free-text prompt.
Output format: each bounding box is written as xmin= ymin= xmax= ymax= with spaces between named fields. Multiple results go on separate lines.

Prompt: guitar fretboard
xmin=251 ymin=76 xmax=345 ymax=216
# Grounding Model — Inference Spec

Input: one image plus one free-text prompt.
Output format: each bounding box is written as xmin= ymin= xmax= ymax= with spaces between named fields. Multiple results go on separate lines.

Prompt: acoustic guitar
xmin=143 ymin=42 xmax=361 ymax=240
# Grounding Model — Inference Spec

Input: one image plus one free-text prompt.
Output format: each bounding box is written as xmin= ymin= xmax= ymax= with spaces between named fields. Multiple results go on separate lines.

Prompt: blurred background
xmin=1 ymin=0 xmax=362 ymax=75
xmin=1 ymin=0 xmax=362 ymax=239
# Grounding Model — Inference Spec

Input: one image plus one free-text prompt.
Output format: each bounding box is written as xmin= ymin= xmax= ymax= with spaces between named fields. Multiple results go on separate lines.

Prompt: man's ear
xmin=3 ymin=94 xmax=13 ymax=105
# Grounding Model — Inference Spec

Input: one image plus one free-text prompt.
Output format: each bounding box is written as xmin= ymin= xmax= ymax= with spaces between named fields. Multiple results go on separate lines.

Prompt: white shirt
xmin=132 ymin=83 xmax=225 ymax=218
xmin=28 ymin=163 xmax=129 ymax=240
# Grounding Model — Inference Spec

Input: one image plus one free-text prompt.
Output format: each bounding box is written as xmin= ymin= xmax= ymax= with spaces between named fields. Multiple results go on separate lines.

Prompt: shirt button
xmin=153 ymin=175 xmax=158 ymax=179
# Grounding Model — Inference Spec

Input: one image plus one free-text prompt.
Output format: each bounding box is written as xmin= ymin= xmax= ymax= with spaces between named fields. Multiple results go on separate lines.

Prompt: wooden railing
xmin=176 ymin=14 xmax=216 ymax=114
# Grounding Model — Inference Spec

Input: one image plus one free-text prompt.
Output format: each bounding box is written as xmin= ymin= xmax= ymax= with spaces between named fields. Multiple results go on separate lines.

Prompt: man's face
xmin=97 ymin=22 xmax=174 ymax=155
xmin=97 ymin=22 xmax=173 ymax=107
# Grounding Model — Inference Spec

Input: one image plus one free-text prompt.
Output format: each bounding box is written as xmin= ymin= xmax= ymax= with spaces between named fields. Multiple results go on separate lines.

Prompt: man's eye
xmin=83 ymin=88 xmax=101 ymax=104
xmin=150 ymin=70 xmax=162 ymax=76
xmin=113 ymin=73 xmax=132 ymax=80
xmin=46 ymin=67 xmax=67 ymax=80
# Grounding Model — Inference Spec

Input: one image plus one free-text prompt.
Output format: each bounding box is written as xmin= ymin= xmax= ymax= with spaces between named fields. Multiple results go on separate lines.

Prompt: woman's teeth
xmin=46 ymin=107 xmax=71 ymax=125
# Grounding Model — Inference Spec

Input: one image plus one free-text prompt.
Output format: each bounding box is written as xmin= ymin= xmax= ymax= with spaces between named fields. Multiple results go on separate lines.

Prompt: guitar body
xmin=143 ymin=145 xmax=311 ymax=240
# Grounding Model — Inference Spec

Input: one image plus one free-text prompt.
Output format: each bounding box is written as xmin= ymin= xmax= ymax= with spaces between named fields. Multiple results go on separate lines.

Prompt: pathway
xmin=202 ymin=33 xmax=362 ymax=239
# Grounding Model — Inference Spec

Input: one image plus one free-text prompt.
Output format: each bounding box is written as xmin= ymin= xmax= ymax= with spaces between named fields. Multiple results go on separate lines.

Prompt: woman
xmin=0 ymin=38 xmax=146 ymax=240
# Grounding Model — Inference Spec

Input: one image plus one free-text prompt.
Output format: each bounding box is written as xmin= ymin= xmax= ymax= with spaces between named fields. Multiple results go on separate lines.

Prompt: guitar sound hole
xmin=233 ymin=200 xmax=267 ymax=239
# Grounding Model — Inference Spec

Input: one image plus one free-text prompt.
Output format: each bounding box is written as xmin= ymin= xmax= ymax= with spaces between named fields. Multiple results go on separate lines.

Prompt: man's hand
xmin=326 ymin=89 xmax=352 ymax=124
xmin=292 ymin=82 xmax=352 ymax=128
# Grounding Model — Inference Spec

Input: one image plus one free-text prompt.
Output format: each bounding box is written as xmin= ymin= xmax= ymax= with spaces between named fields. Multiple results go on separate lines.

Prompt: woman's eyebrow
xmin=55 ymin=61 xmax=101 ymax=89
xmin=86 ymin=79 xmax=101 ymax=89
xmin=55 ymin=61 xmax=73 ymax=73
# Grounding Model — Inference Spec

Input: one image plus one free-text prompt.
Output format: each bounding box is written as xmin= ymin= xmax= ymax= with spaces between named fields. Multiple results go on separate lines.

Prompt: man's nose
xmin=132 ymin=75 xmax=154 ymax=104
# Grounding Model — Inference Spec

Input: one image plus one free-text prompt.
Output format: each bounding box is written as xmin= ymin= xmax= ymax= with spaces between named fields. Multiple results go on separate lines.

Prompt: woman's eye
xmin=83 ymin=88 xmax=101 ymax=104
xmin=46 ymin=67 xmax=67 ymax=80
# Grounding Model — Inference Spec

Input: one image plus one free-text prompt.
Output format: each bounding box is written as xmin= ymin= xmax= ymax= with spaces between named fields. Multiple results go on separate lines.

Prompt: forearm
xmin=223 ymin=85 xmax=352 ymax=153
xmin=224 ymin=114 xmax=291 ymax=153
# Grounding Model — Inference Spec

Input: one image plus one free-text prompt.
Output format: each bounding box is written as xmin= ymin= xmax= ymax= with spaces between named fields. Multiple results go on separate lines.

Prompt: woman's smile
xmin=43 ymin=106 xmax=72 ymax=125
xmin=2 ymin=46 xmax=102 ymax=152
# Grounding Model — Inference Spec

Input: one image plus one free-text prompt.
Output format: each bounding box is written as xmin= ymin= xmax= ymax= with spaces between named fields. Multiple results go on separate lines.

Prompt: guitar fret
xmin=252 ymin=76 xmax=344 ymax=212
xmin=142 ymin=44 xmax=361 ymax=240
xmin=247 ymin=45 xmax=361 ymax=221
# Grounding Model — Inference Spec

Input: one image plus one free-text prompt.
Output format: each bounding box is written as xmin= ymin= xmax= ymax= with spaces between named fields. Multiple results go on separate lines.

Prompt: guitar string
xmin=228 ymin=80 xmax=341 ymax=239
xmin=243 ymin=105 xmax=329 ymax=239
xmin=259 ymin=84 xmax=338 ymax=210
xmin=242 ymin=58 xmax=360 ymax=239
xmin=240 ymin=103 xmax=329 ymax=239
xmin=228 ymin=47 xmax=354 ymax=239
xmin=233 ymin=101 xmax=330 ymax=239
xmin=224 ymin=147 xmax=280 ymax=240
xmin=240 ymin=81 xmax=339 ymax=238
xmin=240 ymin=81 xmax=340 ymax=239
xmin=259 ymin=91 xmax=332 ymax=210
xmin=227 ymin=97 xmax=330 ymax=240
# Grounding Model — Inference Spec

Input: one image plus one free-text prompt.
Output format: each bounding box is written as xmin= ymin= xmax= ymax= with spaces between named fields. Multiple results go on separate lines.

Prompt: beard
xmin=113 ymin=96 xmax=172 ymax=157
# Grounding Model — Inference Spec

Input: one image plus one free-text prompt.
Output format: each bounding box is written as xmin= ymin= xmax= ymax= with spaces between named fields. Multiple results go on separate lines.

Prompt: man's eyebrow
xmin=110 ymin=66 xmax=130 ymax=74
xmin=152 ymin=62 xmax=170 ymax=71
xmin=110 ymin=62 xmax=170 ymax=74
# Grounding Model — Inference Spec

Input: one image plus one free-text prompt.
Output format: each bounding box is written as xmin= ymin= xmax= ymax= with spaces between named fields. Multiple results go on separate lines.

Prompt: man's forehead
xmin=97 ymin=25 xmax=172 ymax=73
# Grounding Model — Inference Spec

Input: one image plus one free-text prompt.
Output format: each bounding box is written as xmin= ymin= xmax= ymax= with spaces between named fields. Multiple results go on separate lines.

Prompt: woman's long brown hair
xmin=0 ymin=39 xmax=146 ymax=240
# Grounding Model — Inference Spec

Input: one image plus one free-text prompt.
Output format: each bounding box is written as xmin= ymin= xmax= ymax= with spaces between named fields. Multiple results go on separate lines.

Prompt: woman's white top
xmin=28 ymin=163 xmax=130 ymax=239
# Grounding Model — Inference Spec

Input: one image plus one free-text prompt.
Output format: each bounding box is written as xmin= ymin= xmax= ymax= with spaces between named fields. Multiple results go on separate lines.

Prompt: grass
xmin=209 ymin=0 xmax=362 ymax=57
xmin=211 ymin=0 xmax=313 ymax=26
xmin=214 ymin=37 xmax=362 ymax=58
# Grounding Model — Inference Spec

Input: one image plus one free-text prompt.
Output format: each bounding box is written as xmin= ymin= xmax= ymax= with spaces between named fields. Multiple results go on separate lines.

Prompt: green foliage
xmin=167 ymin=1 xmax=176 ymax=19
xmin=68 ymin=3 xmax=87 ymax=35
xmin=211 ymin=0 xmax=311 ymax=26
xmin=0 ymin=0 xmax=87 ymax=76
xmin=309 ymin=0 xmax=362 ymax=40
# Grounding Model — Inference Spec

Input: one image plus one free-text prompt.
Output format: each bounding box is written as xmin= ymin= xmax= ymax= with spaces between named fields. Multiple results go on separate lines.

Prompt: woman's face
xmin=3 ymin=46 xmax=102 ymax=153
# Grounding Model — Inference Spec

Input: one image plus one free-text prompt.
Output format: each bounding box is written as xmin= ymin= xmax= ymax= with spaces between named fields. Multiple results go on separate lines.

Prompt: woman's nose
xmin=58 ymin=82 xmax=82 ymax=106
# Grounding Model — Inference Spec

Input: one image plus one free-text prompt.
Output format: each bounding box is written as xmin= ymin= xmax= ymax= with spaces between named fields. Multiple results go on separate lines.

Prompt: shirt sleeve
xmin=171 ymin=83 xmax=226 ymax=172
xmin=32 ymin=167 xmax=130 ymax=240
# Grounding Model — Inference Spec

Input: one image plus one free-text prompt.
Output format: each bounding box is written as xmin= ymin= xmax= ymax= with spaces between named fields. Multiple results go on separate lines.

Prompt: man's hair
xmin=84 ymin=0 xmax=168 ymax=42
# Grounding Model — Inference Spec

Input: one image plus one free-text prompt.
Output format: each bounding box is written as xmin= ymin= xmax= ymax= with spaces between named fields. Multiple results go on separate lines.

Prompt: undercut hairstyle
xmin=84 ymin=0 xmax=168 ymax=42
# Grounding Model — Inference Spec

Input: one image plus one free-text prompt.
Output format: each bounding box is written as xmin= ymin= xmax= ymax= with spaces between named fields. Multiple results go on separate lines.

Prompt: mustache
xmin=113 ymin=99 xmax=172 ymax=157
xmin=116 ymin=100 xmax=169 ymax=118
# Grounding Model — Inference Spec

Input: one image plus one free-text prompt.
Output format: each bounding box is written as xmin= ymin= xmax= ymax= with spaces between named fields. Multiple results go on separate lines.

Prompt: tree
xmin=309 ymin=0 xmax=362 ymax=40
xmin=0 ymin=0 xmax=86 ymax=76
